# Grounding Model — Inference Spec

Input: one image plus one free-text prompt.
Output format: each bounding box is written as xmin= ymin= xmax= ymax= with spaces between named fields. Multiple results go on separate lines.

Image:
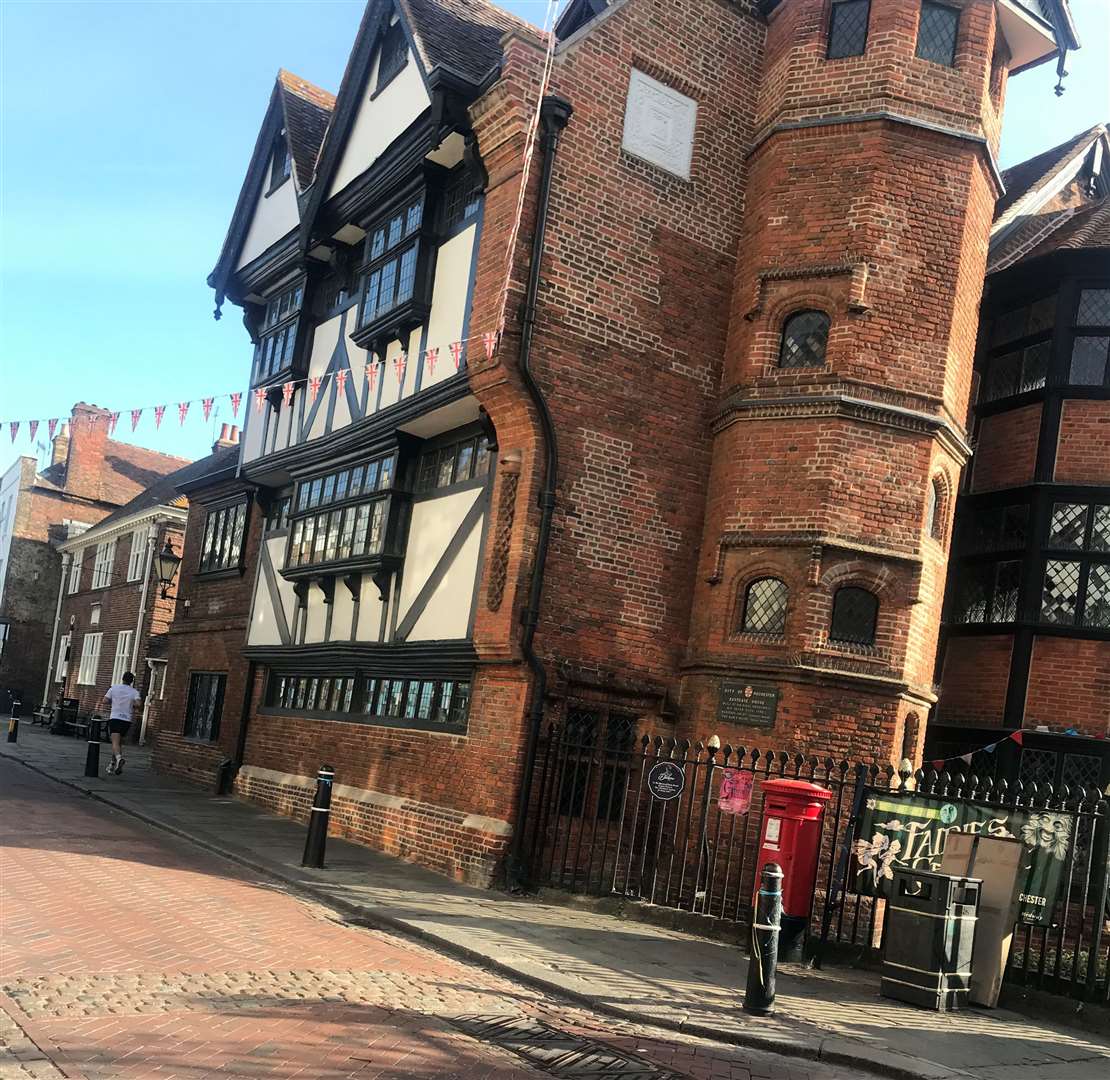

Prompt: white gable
xmin=237 ymin=165 xmax=300 ymax=270
xmin=328 ymin=44 xmax=431 ymax=199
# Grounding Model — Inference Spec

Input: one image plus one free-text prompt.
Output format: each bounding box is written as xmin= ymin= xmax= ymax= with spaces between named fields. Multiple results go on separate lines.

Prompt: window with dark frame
xmin=829 ymin=586 xmax=879 ymax=646
xmin=357 ymin=196 xmax=425 ymax=331
xmin=1040 ymin=502 xmax=1110 ymax=630
xmin=1069 ymin=286 xmax=1110 ymax=387
xmin=375 ymin=21 xmax=408 ymax=93
xmin=287 ymin=452 xmax=397 ymax=571
xmin=558 ymin=708 xmax=598 ymax=817
xmin=557 ymin=708 xmax=638 ymax=821
xmin=265 ymin=493 xmax=291 ymax=533
xmin=184 ymin=672 xmax=226 ymax=742
xmin=779 ymin=310 xmax=830 ymax=368
xmin=739 ymin=577 xmax=788 ymax=635
xmin=439 ymin=168 xmax=482 ymax=234
xmin=199 ymin=501 xmax=247 ymax=574
xmin=254 ymin=280 xmax=305 ymax=384
xmin=827 ymin=0 xmax=870 ymax=59
xmin=979 ymin=293 xmax=1055 ymax=403
xmin=916 ymin=1 xmax=959 ymax=67
xmin=269 ymin=132 xmax=292 ymax=192
xmin=415 ymin=434 xmax=492 ymax=494
xmin=265 ymin=672 xmax=472 ymax=733
xmin=952 ymin=559 xmax=1021 ymax=624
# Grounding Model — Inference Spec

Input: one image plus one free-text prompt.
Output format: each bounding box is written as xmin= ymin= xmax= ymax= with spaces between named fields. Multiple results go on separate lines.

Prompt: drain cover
xmin=448 ymin=1015 xmax=684 ymax=1078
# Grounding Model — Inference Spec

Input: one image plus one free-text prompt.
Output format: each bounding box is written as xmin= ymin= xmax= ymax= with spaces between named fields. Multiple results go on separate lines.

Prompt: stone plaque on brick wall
xmin=717 ymin=680 xmax=779 ymax=729
xmin=621 ymin=68 xmax=697 ymax=179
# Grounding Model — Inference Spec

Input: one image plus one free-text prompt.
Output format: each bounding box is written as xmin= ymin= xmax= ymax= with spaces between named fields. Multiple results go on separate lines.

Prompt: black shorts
xmin=108 ymin=719 xmax=131 ymax=736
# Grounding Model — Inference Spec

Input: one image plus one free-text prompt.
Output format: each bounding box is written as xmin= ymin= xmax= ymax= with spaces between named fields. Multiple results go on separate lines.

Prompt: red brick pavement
xmin=0 ymin=760 xmax=854 ymax=1080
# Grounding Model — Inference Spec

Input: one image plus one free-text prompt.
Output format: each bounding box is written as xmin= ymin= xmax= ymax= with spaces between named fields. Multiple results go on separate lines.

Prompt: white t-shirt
xmin=104 ymin=684 xmax=141 ymax=722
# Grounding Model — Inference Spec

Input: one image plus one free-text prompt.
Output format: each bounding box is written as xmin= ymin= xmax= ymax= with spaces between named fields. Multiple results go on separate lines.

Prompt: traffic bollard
xmin=744 ymin=862 xmax=783 ymax=1016
xmin=85 ymin=723 xmax=100 ymax=777
xmin=6 ymin=698 xmax=19 ymax=744
xmin=302 ymin=765 xmax=335 ymax=868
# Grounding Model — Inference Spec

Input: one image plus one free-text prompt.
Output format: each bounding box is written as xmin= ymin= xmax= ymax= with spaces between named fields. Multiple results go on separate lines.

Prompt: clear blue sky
xmin=1 ymin=0 xmax=1106 ymax=479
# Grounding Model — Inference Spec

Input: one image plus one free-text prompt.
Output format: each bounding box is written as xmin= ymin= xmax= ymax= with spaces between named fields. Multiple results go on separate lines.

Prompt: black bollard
xmin=744 ymin=862 xmax=783 ymax=1016
xmin=84 ymin=722 xmax=100 ymax=777
xmin=6 ymin=698 xmax=19 ymax=744
xmin=302 ymin=765 xmax=335 ymax=869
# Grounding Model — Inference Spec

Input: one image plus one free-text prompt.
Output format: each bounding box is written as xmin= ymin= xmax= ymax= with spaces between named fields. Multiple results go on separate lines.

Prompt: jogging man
xmin=101 ymin=672 xmax=141 ymax=775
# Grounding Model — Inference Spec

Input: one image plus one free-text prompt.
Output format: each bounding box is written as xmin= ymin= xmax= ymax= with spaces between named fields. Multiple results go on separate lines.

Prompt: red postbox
xmin=754 ymin=778 xmax=832 ymax=960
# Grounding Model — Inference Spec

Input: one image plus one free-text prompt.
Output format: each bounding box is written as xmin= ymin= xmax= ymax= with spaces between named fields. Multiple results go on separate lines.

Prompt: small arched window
xmin=925 ymin=477 xmax=945 ymax=540
xmin=829 ymin=586 xmax=879 ymax=646
xmin=740 ymin=577 xmax=788 ymax=635
xmin=779 ymin=310 xmax=830 ymax=368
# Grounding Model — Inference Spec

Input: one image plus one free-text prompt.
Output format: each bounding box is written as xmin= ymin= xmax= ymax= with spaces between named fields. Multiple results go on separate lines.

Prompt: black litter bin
xmin=880 ymin=868 xmax=981 ymax=1011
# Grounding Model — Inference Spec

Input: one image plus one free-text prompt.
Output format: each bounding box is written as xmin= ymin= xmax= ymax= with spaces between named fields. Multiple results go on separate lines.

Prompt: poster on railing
xmin=852 ymin=792 xmax=1075 ymax=927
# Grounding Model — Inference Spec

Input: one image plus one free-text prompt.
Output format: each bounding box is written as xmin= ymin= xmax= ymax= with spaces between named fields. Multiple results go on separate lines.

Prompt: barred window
xmin=916 ymin=1 xmax=959 ymax=67
xmin=827 ymin=0 xmax=869 ymax=59
xmin=739 ymin=577 xmax=788 ymax=635
xmin=779 ymin=310 xmax=830 ymax=369
xmin=199 ymin=500 xmax=247 ymax=573
xmin=829 ymin=586 xmax=879 ymax=646
xmin=184 ymin=672 xmax=225 ymax=742
xmin=254 ymin=280 xmax=304 ymax=385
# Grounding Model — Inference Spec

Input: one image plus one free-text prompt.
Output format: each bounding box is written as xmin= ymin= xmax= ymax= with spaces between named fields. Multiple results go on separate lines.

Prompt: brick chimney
xmin=212 ymin=423 xmax=241 ymax=453
xmin=50 ymin=422 xmax=70 ymax=468
xmin=63 ymin=403 xmax=111 ymax=501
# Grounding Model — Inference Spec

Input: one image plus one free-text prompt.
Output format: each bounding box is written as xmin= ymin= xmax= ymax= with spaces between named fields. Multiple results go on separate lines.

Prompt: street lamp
xmin=155 ymin=539 xmax=182 ymax=599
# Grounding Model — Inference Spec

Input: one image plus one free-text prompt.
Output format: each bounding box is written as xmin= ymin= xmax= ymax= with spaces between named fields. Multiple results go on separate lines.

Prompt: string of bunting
xmin=927 ymin=729 xmax=1026 ymax=771
xmin=2 ymin=330 xmax=499 ymax=444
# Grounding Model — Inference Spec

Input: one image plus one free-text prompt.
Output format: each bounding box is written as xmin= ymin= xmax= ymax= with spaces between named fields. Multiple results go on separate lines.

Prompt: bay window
xmin=253 ymin=279 xmax=305 ymax=385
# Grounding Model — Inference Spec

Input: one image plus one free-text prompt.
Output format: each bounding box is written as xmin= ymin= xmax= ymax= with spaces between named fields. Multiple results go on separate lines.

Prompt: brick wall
xmin=971 ymin=404 xmax=1041 ymax=492
xmin=934 ymin=635 xmax=1013 ymax=727
xmin=1024 ymin=636 xmax=1110 ymax=738
xmin=1054 ymin=399 xmax=1110 ymax=484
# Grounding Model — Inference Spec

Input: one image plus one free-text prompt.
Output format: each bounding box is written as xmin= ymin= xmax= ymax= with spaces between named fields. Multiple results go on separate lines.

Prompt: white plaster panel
xmin=241 ymin=399 xmax=264 ymax=464
xmin=328 ymin=52 xmax=430 ymax=198
xmin=237 ymin=175 xmax=299 ymax=270
xmin=401 ymin=326 xmax=421 ymax=399
xmin=621 ymin=69 xmax=697 ymax=180
xmin=423 ymin=224 xmax=475 ymax=389
xmin=247 ymin=537 xmax=296 ymax=646
xmin=330 ymin=584 xmax=355 ymax=642
xmin=356 ymin=573 xmax=386 ymax=641
xmin=309 ymin=315 xmax=342 ymax=378
xmin=331 ymin=373 xmax=353 ymax=433
xmin=397 ymin=488 xmax=482 ymax=622
xmin=303 ymin=589 xmax=328 ymax=643
xmin=409 ymin=508 xmax=483 ymax=641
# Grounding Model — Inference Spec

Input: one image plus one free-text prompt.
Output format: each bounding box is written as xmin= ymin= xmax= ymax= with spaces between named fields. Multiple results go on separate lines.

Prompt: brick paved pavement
xmin=0 ymin=760 xmax=860 ymax=1080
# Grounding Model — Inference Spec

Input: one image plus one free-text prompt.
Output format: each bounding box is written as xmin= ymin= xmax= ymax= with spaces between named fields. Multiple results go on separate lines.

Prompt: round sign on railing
xmin=647 ymin=761 xmax=685 ymax=801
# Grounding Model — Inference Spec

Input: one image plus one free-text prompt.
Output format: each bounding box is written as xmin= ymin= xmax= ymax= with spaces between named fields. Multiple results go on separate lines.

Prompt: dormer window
xmin=253 ymin=279 xmax=304 ymax=386
xmin=375 ymin=21 xmax=408 ymax=94
xmin=268 ymin=131 xmax=292 ymax=193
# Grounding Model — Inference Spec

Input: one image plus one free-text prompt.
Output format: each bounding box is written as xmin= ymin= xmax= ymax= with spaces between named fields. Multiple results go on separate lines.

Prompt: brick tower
xmin=683 ymin=0 xmax=1024 ymax=764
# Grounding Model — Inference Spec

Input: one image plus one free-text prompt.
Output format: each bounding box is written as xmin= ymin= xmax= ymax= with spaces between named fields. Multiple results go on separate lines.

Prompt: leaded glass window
xmin=376 ymin=21 xmax=408 ymax=91
xmin=1077 ymin=288 xmax=1110 ymax=327
xmin=779 ymin=310 xmax=830 ymax=369
xmin=951 ymin=560 xmax=1020 ymax=625
xmin=184 ymin=672 xmax=226 ymax=742
xmin=829 ymin=586 xmax=878 ymax=646
xmin=916 ymin=1 xmax=959 ymax=66
xmin=827 ymin=0 xmax=869 ymax=60
xmin=1068 ymin=335 xmax=1109 ymax=385
xmin=1041 ymin=559 xmax=1081 ymax=625
xmin=358 ymin=195 xmax=425 ymax=331
xmin=740 ymin=577 xmax=788 ymax=635
xmin=254 ymin=280 xmax=304 ymax=385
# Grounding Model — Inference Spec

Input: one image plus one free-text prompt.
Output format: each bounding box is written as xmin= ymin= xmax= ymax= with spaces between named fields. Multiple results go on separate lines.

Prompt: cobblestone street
xmin=0 ymin=760 xmax=862 ymax=1080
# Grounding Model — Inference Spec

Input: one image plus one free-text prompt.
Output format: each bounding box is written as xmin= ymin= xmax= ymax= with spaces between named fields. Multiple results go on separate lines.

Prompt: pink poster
xmin=718 ymin=769 xmax=754 ymax=815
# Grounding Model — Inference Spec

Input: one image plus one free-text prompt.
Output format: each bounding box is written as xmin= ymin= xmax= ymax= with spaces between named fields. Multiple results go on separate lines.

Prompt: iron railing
xmin=526 ymin=723 xmax=1110 ymax=1003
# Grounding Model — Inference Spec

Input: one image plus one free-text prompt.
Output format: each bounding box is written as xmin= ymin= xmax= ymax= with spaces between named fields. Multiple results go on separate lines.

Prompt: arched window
xmin=779 ymin=310 xmax=830 ymax=368
xmin=740 ymin=577 xmax=788 ymax=634
xmin=925 ymin=477 xmax=945 ymax=540
xmin=829 ymin=586 xmax=879 ymax=646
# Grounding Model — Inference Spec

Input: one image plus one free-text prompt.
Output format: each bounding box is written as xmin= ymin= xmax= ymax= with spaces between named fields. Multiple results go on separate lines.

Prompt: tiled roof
xmin=996 ymin=124 xmax=1105 ymax=220
xmin=86 ymin=447 xmax=238 ymax=533
xmin=277 ymin=70 xmax=335 ymax=192
xmin=1019 ymin=198 xmax=1110 ymax=261
xmin=36 ymin=440 xmax=191 ymax=508
xmin=400 ymin=0 xmax=542 ymax=84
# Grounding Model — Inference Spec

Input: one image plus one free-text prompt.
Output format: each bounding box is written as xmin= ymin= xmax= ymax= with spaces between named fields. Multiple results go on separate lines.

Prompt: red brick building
xmin=169 ymin=0 xmax=1079 ymax=884
xmin=0 ymin=403 xmax=190 ymax=714
xmin=52 ymin=434 xmax=239 ymax=737
xmin=933 ymin=123 xmax=1109 ymax=784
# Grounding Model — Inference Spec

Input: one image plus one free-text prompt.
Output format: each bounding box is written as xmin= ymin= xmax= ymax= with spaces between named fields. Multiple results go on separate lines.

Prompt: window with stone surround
xmin=778 ymin=310 xmax=830 ymax=369
xmin=1040 ymin=502 xmax=1110 ymax=630
xmin=739 ymin=577 xmax=788 ymax=635
xmin=827 ymin=0 xmax=870 ymax=59
xmin=829 ymin=586 xmax=879 ymax=646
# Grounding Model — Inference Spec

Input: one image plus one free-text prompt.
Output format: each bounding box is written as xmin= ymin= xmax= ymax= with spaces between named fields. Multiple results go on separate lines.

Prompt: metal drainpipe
xmin=505 ymin=94 xmax=573 ymax=891
xmin=41 ymin=552 xmax=70 ymax=707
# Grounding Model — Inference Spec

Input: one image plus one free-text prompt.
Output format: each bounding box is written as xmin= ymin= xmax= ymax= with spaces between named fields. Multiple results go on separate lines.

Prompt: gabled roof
xmin=36 ymin=440 xmax=191 ymax=508
xmin=1016 ymin=197 xmax=1110 ymax=262
xmin=277 ymin=70 xmax=336 ymax=192
xmin=209 ymin=70 xmax=335 ymax=298
xmin=989 ymin=123 xmax=1109 ymax=272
